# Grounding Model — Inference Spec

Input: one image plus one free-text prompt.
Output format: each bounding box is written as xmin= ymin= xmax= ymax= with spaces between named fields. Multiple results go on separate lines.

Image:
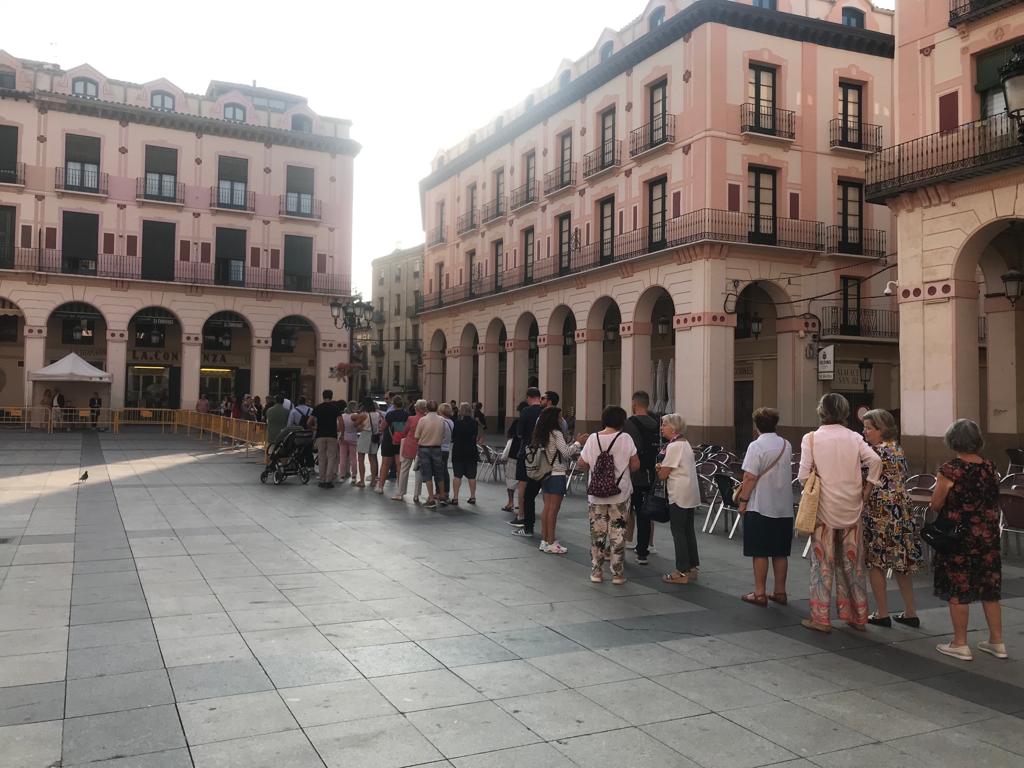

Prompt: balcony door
xmin=141 ymin=220 xmax=175 ymax=281
xmin=61 ymin=212 xmax=99 ymax=275
xmin=435 ymin=262 xmax=444 ymax=305
xmin=285 ymin=166 xmax=314 ymax=217
xmin=841 ymin=276 xmax=861 ymax=335
xmin=648 ymin=178 xmax=667 ymax=249
xmin=467 ymin=184 xmax=477 ymax=228
xmin=466 ymin=250 xmax=477 ymax=296
xmin=65 ymin=134 xmax=101 ymax=192
xmin=599 ymin=197 xmax=615 ymax=265
xmin=522 ymin=228 xmax=535 ymax=284
xmin=649 ymin=80 xmax=667 ymax=145
xmin=144 ymin=146 xmax=178 ymax=201
xmin=214 ymin=227 xmax=246 ymax=287
xmin=747 ymin=65 xmax=776 ymax=134
xmin=557 ymin=214 xmax=572 ymax=275
xmin=283 ymin=235 xmax=313 ymax=292
xmin=492 ymin=239 xmax=503 ymax=290
xmin=0 ymin=125 xmax=17 ymax=184
xmin=524 ymin=151 xmax=536 ymax=189
xmin=0 ymin=206 xmax=14 ymax=267
xmin=559 ymin=131 xmax=573 ymax=185
xmin=217 ymin=156 xmax=248 ymax=209
xmin=600 ymin=108 xmax=616 ymax=168
xmin=837 ymin=181 xmax=863 ymax=254
xmin=493 ymin=169 xmax=504 ymax=215
xmin=838 ymin=82 xmax=862 ymax=147
xmin=747 ymin=167 xmax=776 ymax=245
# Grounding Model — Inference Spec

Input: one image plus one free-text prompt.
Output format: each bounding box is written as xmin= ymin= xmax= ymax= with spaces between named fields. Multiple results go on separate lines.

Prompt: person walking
xmin=799 ymin=393 xmax=882 ymax=633
xmin=657 ymin=414 xmax=702 ymax=585
xmin=355 ymin=398 xmax=381 ymax=488
xmin=438 ymin=402 xmax=455 ymax=503
xmin=511 ymin=388 xmax=544 ymax=536
xmin=533 ymin=405 xmax=584 ymax=554
xmin=392 ymin=399 xmax=424 ymax=501
xmin=450 ymin=402 xmax=479 ymax=505
xmin=252 ymin=395 xmax=264 ymax=422
xmin=577 ymin=406 xmax=639 ymax=585
xmin=623 ymin=390 xmax=660 ymax=565
xmin=377 ymin=396 xmax=407 ymax=494
xmin=930 ymin=419 xmax=1006 ymax=661
xmin=415 ymin=400 xmax=447 ymax=509
xmin=308 ymin=390 xmax=342 ymax=488
xmin=735 ymin=407 xmax=793 ymax=606
xmin=338 ymin=403 xmax=360 ymax=484
xmin=196 ymin=393 xmax=210 ymax=414
xmin=861 ymin=408 xmax=922 ymax=628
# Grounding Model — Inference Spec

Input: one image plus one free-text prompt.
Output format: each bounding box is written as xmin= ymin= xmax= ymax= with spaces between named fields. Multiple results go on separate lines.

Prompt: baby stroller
xmin=260 ymin=427 xmax=315 ymax=485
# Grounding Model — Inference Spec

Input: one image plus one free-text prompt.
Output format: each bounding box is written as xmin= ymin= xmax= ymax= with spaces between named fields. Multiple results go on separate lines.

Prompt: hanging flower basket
xmin=331 ymin=361 xmax=363 ymax=381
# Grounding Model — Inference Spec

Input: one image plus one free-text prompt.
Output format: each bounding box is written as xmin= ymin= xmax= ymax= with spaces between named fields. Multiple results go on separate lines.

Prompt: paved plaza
xmin=0 ymin=431 xmax=1022 ymax=768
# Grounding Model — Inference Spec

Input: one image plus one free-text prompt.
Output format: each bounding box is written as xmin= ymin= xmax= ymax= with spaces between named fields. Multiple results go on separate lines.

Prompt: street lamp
xmin=750 ymin=312 xmax=763 ymax=340
xmin=1002 ymin=267 xmax=1023 ymax=308
xmin=1000 ymin=43 xmax=1024 ymax=141
xmin=656 ymin=316 xmax=671 ymax=335
xmin=858 ymin=357 xmax=873 ymax=393
xmin=329 ymin=294 xmax=374 ymax=331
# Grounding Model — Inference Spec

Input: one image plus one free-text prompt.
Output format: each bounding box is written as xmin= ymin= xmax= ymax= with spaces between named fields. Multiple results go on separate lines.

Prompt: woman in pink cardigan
xmin=798 ymin=393 xmax=882 ymax=633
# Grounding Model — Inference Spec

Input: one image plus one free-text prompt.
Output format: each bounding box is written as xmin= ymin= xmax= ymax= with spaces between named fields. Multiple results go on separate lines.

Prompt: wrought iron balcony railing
xmin=629 ymin=114 xmax=676 ymax=156
xmin=582 ymin=142 xmax=622 ymax=178
xmin=405 ymin=339 xmax=421 ymax=354
xmin=825 ymin=226 xmax=887 ymax=259
xmin=280 ymin=193 xmax=322 ymax=220
xmin=56 ymin=166 xmax=109 ymax=195
xmin=865 ymin=111 xmax=1024 ymax=203
xmin=819 ymin=307 xmax=899 ymax=339
xmin=949 ymin=0 xmax=1024 ymax=26
xmin=543 ymin=163 xmax=577 ymax=195
xmin=481 ymin=197 xmax=506 ymax=224
xmin=0 ymin=162 xmax=25 ymax=185
xmin=428 ymin=224 xmax=447 ymax=246
xmin=371 ymin=342 xmax=386 ymax=356
xmin=509 ymin=181 xmax=538 ymax=210
xmin=457 ymin=209 xmax=478 ymax=235
xmin=740 ymin=103 xmax=796 ymax=140
xmin=828 ymin=119 xmax=883 ymax=153
xmin=136 ymin=176 xmax=185 ymax=204
xmin=210 ymin=186 xmax=255 ymax=212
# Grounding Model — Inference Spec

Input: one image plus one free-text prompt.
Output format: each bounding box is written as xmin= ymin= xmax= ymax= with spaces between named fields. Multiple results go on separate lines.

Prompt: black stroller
xmin=261 ymin=427 xmax=315 ymax=485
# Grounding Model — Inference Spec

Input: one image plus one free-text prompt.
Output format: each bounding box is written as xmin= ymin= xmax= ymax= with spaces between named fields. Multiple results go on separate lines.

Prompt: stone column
xmin=106 ymin=330 xmax=128 ymax=409
xmin=446 ymin=346 xmax=473 ymax=404
xmin=574 ymin=328 xmax=604 ymax=431
xmin=775 ymin=315 xmax=820 ymax=436
xmin=317 ymin=337 xmax=345 ymax=400
xmin=984 ymin=298 xmax=1024 ymax=437
xmin=422 ymin=350 xmax=444 ymax=402
xmin=620 ymin=321 xmax=652 ymax=408
xmin=505 ymin=338 xmax=530 ymax=418
xmin=477 ymin=342 xmax=500 ymax=429
xmin=250 ymin=337 xmax=271 ymax=401
xmin=674 ymin=311 xmax=735 ymax=447
xmin=23 ymin=327 xmax=46 ymax=408
xmin=180 ymin=335 xmax=202 ymax=409
xmin=537 ymin=334 xmax=562 ymax=397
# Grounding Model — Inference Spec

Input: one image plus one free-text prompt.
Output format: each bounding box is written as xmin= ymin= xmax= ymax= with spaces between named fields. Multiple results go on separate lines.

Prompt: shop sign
xmin=131 ymin=350 xmax=180 ymax=363
xmin=202 ymin=352 xmax=251 ymax=366
xmin=834 ymin=364 xmax=866 ymax=391
xmin=734 ymin=362 xmax=753 ymax=379
xmin=817 ymin=345 xmax=835 ymax=381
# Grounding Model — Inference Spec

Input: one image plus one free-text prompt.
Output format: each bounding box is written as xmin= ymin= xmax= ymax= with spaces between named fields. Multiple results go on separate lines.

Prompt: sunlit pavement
xmin=1 ymin=430 xmax=1023 ymax=768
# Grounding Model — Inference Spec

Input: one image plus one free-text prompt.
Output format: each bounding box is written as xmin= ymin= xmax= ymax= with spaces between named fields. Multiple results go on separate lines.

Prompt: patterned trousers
xmin=809 ymin=520 xmax=868 ymax=627
xmin=589 ymin=501 xmax=629 ymax=577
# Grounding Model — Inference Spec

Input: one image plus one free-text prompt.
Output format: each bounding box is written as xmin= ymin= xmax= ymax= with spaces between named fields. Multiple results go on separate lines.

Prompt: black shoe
xmin=318 ymin=482 xmax=327 ymax=488
xmin=636 ymin=553 xmax=649 ymax=565
xmin=893 ymin=612 xmax=921 ymax=628
xmin=506 ymin=519 xmax=525 ymax=527
xmin=867 ymin=613 xmax=892 ymax=627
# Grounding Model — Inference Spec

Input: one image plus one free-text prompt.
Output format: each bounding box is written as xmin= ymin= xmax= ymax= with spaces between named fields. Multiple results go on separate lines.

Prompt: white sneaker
xmin=936 ymin=642 xmax=973 ymax=661
xmin=978 ymin=641 xmax=1008 ymax=659
xmin=626 ymin=542 xmax=636 ymax=551
xmin=539 ymin=541 xmax=549 ymax=552
xmin=648 ymin=545 xmax=658 ymax=555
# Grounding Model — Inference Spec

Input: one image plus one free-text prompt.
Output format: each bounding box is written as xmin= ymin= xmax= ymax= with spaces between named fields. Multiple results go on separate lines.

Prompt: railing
xmin=583 ymin=142 xmax=622 ymax=178
xmin=630 ymin=114 xmax=676 ymax=156
xmin=481 ymin=197 xmax=506 ymax=223
xmin=457 ymin=209 xmax=478 ymax=235
xmin=0 ymin=246 xmax=58 ymax=271
xmin=428 ymin=224 xmax=447 ymax=246
xmin=372 ymin=311 xmax=385 ymax=324
xmin=405 ymin=339 xmax=421 ymax=354
xmin=372 ymin=342 xmax=386 ymax=356
xmin=740 ymin=103 xmax=796 ymax=140
xmin=35 ymin=249 xmax=99 ymax=276
xmin=0 ymin=162 xmax=25 ymax=185
xmin=279 ymin=194 xmax=322 ymax=220
xmin=55 ymin=166 xmax=109 ymax=195
xmin=543 ymin=163 xmax=577 ymax=194
xmin=210 ymin=186 xmax=255 ymax=212
xmin=825 ymin=226 xmax=887 ymax=259
xmin=136 ymin=176 xmax=185 ymax=204
xmin=819 ymin=306 xmax=899 ymax=339
xmin=405 ymin=304 xmax=417 ymax=319
xmin=509 ymin=181 xmax=538 ymax=210
xmin=97 ymin=254 xmax=143 ymax=279
xmin=865 ymin=112 xmax=1024 ymax=202
xmin=828 ymin=119 xmax=883 ymax=153
xmin=949 ymin=0 xmax=1023 ymax=25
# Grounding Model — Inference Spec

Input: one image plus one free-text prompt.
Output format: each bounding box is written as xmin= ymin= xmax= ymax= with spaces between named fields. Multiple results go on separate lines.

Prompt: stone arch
xmin=269 ymin=315 xmax=319 ymax=404
xmin=547 ymin=304 xmax=575 ymax=338
xmin=485 ymin=317 xmax=506 ymax=346
xmin=459 ymin=322 xmax=479 ymax=350
xmin=544 ymin=305 xmax=578 ymax=415
xmin=584 ymin=295 xmax=620 ymax=330
xmin=951 ymin=218 xmax=1022 ymax=290
xmin=629 ymin=286 xmax=677 ymax=413
xmin=513 ymin=311 xmax=538 ymax=341
xmin=429 ymin=328 xmax=447 ymax=353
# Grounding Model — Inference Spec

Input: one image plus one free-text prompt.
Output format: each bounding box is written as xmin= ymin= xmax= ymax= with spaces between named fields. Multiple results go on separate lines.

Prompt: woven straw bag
xmin=795 ymin=433 xmax=819 ymax=535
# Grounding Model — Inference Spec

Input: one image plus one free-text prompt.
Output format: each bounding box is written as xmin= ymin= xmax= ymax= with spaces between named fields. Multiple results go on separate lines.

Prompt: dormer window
xmin=841 ymin=7 xmax=865 ymax=28
xmin=291 ymin=114 xmax=312 ymax=133
xmin=224 ymin=103 xmax=246 ymax=122
xmin=150 ymin=91 xmax=175 ymax=111
xmin=649 ymin=7 xmax=665 ymax=31
xmin=72 ymin=77 xmax=98 ymax=98
xmin=599 ymin=41 xmax=614 ymax=62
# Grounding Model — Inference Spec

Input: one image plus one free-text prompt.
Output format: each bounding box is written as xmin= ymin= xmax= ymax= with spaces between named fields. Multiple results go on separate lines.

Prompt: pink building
xmin=418 ymin=0 xmax=897 ymax=450
xmin=0 ymin=52 xmax=358 ymax=410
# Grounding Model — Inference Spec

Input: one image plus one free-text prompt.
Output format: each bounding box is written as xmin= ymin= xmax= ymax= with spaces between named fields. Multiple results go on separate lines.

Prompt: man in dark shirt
xmin=474 ymin=402 xmax=487 ymax=432
xmin=511 ymin=387 xmax=544 ymax=536
xmin=308 ymin=389 xmax=341 ymax=488
xmin=622 ymin=390 xmax=661 ymax=564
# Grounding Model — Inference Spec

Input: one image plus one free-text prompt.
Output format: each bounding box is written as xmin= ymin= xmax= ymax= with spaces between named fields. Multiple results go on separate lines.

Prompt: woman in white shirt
xmin=656 ymin=414 xmax=701 ymax=585
xmin=798 ymin=393 xmax=882 ymax=633
xmin=532 ymin=405 xmax=584 ymax=554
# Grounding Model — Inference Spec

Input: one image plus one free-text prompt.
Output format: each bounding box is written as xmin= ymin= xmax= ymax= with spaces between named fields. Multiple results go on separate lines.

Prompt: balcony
xmin=405 ymin=339 xmax=421 ymax=354
xmin=582 ymin=142 xmax=622 ymax=178
xmin=372 ymin=311 xmax=385 ymax=324
xmin=210 ymin=186 xmax=255 ymax=212
xmin=136 ymin=176 xmax=185 ymax=205
xmin=819 ymin=307 xmax=898 ymax=340
xmin=405 ymin=304 xmax=418 ymax=319
xmin=481 ymin=197 xmax=506 ymax=224
xmin=543 ymin=163 xmax=577 ymax=195
xmin=0 ymin=163 xmax=25 ymax=186
xmin=740 ymin=103 xmax=796 ymax=141
xmin=0 ymin=246 xmax=55 ymax=271
xmin=371 ymin=342 xmax=386 ymax=357
xmin=865 ymin=112 xmax=1024 ymax=203
xmin=509 ymin=181 xmax=538 ymax=210
xmin=55 ymin=166 xmax=109 ymax=196
xmin=456 ymin=209 xmax=478 ymax=236
xmin=828 ymin=119 xmax=883 ymax=153
xmin=949 ymin=0 xmax=1024 ymax=25
xmin=825 ymin=226 xmax=887 ymax=259
xmin=428 ymin=224 xmax=447 ymax=247
xmin=280 ymin=193 xmax=322 ymax=220
xmin=629 ymin=115 xmax=676 ymax=157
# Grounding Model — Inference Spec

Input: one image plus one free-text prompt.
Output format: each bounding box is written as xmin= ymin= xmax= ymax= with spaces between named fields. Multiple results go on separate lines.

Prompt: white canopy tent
xmin=28 ymin=353 xmax=112 ymax=422
xmin=29 ymin=353 xmax=112 ymax=383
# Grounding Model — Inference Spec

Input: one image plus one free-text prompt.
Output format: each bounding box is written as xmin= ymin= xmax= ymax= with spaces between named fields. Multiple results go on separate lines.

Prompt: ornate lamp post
xmin=858 ymin=357 xmax=874 ymax=394
xmin=329 ymin=294 xmax=374 ymax=398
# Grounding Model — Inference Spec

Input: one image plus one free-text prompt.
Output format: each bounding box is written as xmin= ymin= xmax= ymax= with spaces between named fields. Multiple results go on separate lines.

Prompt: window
xmin=600 ymin=107 xmax=616 ymax=167
xmin=283 ymin=235 xmax=313 ymax=292
xmin=747 ymin=64 xmax=777 ymax=133
xmin=494 ymin=168 xmax=505 ymax=213
xmin=492 ymin=239 xmax=503 ymax=290
xmin=557 ymin=213 xmax=572 ymax=274
xmin=253 ymin=96 xmax=287 ymax=111
xmin=395 ymin=267 xmax=401 ymax=282
xmin=841 ymin=7 xmax=865 ymax=28
xmin=0 ymin=315 xmax=18 ymax=343
xmin=523 ymin=227 xmax=535 ymax=283
xmin=649 ymin=7 xmax=665 ymax=31
xmin=466 ymin=249 xmax=477 ymax=293
xmin=214 ymin=228 xmax=246 ymax=287
xmin=648 ymin=178 xmax=667 ymax=248
xmin=391 ymin=363 xmax=399 ymax=386
xmin=291 ymin=114 xmax=312 ymax=133
xmin=559 ymin=131 xmax=573 ymax=184
xmin=394 ymin=294 xmax=401 ymax=316
xmin=977 ymin=44 xmax=1017 ymax=117
xmin=0 ymin=67 xmax=15 ymax=90
xmin=393 ymin=327 xmax=401 ymax=350
xmin=558 ymin=70 xmax=571 ymax=89
xmin=524 ymin=151 xmax=536 ymax=188
xmin=61 ymin=211 xmax=99 ymax=275
xmin=467 ymin=183 xmax=478 ymax=227
xmin=752 ymin=0 xmax=776 ymax=8
xmin=143 ymin=146 xmax=178 ymax=201
xmin=216 ymin=156 xmax=248 ymax=209
xmin=599 ymin=197 xmax=614 ymax=264
xmin=837 ymin=180 xmax=864 ymax=252
xmin=599 ymin=41 xmax=614 ymax=62
xmin=840 ymin=276 xmax=862 ymax=334
xmin=0 ymin=125 xmax=18 ymax=184
xmin=837 ymin=82 xmax=863 ymax=146
xmin=64 ymin=134 xmax=101 ymax=192
xmin=747 ymin=166 xmax=777 ymax=244
xmin=140 ymin=220 xmax=175 ymax=282
xmin=62 ymin=317 xmax=96 ymax=345
xmin=649 ymin=79 xmax=668 ymax=144
xmin=150 ymin=91 xmax=174 ymax=111
xmin=285 ymin=165 xmax=315 ymax=217
xmin=223 ymin=103 xmax=246 ymax=122
xmin=71 ymin=77 xmax=98 ymax=98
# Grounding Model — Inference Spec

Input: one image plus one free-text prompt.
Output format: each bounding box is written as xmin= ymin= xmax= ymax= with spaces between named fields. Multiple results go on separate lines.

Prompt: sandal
xmin=769 ymin=592 xmax=788 ymax=606
xmin=501 ymin=504 xmax=513 ymax=512
xmin=801 ymin=618 xmax=832 ymax=634
xmin=661 ymin=571 xmax=689 ymax=585
xmin=467 ymin=498 xmax=476 ymax=505
xmin=355 ymin=481 xmax=365 ymax=488
xmin=741 ymin=592 xmax=768 ymax=607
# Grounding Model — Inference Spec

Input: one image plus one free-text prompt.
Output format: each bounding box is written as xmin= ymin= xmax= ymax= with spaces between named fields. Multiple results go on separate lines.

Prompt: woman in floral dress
xmin=930 ymin=419 xmax=1006 ymax=662
xmin=862 ymin=410 xmax=922 ymax=628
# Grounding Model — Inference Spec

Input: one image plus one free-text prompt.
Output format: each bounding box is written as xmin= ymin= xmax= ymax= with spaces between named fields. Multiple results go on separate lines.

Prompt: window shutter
xmin=789 ymin=192 xmax=800 ymax=220
xmin=250 ymin=246 xmax=260 ymax=267
xmin=270 ymin=248 xmax=280 ymax=269
xmin=45 ymin=227 xmax=57 ymax=249
xmin=939 ymin=92 xmax=958 ymax=133
xmin=727 ymin=184 xmax=740 ymax=212
xmin=316 ymin=252 xmax=327 ymax=272
xmin=200 ymin=242 xmax=211 ymax=263
xmin=445 ymin=273 xmax=450 ymax=288
xmin=103 ymin=233 xmax=115 ymax=254
xmin=632 ymin=205 xmax=637 ymax=229
xmin=20 ymin=225 xmax=31 ymax=248
xmin=179 ymin=239 xmax=190 ymax=261
xmin=126 ymin=235 xmax=138 ymax=257
xmin=672 ymin=191 xmax=681 ymax=217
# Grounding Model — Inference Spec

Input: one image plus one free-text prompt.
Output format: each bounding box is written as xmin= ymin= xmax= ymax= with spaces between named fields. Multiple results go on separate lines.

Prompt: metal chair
xmin=698 ymin=473 xmax=720 ymax=532
xmin=999 ymin=492 xmax=1024 ymax=555
xmin=708 ymin=473 xmax=740 ymax=536
xmin=999 ymin=472 xmax=1024 ymax=490
xmin=479 ymin=443 xmax=505 ymax=483
xmin=905 ymin=473 xmax=937 ymax=493
xmin=1007 ymin=448 xmax=1024 ymax=478
xmin=696 ymin=460 xmax=719 ymax=476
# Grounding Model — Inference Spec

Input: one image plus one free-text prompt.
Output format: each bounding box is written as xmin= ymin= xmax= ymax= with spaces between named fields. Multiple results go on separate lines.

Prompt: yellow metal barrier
xmin=174 ymin=410 xmax=266 ymax=452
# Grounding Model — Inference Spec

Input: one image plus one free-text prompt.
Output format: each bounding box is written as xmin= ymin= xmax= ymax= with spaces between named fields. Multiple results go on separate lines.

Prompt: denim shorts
xmin=542 ymin=474 xmax=567 ymax=495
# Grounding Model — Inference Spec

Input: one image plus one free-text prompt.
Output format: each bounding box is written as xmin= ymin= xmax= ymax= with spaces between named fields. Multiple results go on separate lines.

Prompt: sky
xmin=6 ymin=0 xmax=895 ymax=297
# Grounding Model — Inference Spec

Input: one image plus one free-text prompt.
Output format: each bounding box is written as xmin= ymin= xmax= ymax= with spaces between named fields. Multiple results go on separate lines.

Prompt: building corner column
xmin=180 ymin=336 xmax=202 ymax=410
xmin=23 ymin=327 xmax=46 ymax=408
xmin=251 ymin=337 xmax=271 ymax=401
xmin=574 ymin=328 xmax=603 ymax=432
xmin=106 ymin=330 xmax=129 ymax=409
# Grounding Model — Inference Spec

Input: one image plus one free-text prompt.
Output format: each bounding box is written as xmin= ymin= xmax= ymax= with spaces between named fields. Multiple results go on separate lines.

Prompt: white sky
xmin=7 ymin=0 xmax=894 ymax=297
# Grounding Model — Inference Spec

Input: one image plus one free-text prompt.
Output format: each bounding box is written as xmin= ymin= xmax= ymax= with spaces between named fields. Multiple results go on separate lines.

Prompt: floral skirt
xmin=862 ymin=504 xmax=922 ymax=574
xmin=934 ymin=547 xmax=1002 ymax=604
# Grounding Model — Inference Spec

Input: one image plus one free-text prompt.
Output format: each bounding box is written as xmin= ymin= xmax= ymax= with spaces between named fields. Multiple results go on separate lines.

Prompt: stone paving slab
xmin=0 ymin=430 xmax=1023 ymax=768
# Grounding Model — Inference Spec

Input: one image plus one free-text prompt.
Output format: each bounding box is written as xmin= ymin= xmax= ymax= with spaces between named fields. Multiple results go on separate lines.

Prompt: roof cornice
xmin=419 ymin=0 xmax=893 ymax=193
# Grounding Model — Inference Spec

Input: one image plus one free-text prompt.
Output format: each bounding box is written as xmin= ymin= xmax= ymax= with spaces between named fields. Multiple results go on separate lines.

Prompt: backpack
xmin=628 ymin=415 xmax=661 ymax=489
xmin=587 ymin=432 xmax=627 ymax=498
xmin=524 ymin=442 xmax=556 ymax=482
xmin=297 ymin=406 xmax=311 ymax=429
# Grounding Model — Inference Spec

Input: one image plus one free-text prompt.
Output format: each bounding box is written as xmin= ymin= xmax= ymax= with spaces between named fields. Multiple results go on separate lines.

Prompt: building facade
xmin=363 ymin=245 xmax=424 ymax=399
xmin=0 ymin=52 xmax=358 ymax=411
xmin=870 ymin=1 xmax=1024 ymax=468
xmin=418 ymin=0 xmax=898 ymax=448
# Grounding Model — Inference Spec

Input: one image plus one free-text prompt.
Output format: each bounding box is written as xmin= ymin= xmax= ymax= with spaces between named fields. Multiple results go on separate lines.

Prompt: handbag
xmin=921 ymin=514 xmax=964 ymax=555
xmin=641 ymin=481 xmax=671 ymax=523
xmin=795 ymin=433 xmax=820 ymax=535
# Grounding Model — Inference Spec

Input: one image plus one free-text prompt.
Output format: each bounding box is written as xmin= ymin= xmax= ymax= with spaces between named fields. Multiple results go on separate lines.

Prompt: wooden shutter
xmin=200 ymin=242 xmax=211 ymax=263
xmin=316 ymin=252 xmax=327 ymax=273
xmin=789 ymin=192 xmax=800 ymax=220
xmin=20 ymin=225 xmax=31 ymax=248
xmin=939 ymin=92 xmax=958 ymax=133
xmin=270 ymin=248 xmax=280 ymax=269
xmin=126 ymin=235 xmax=138 ymax=257
xmin=103 ymin=233 xmax=115 ymax=254
xmin=632 ymin=205 xmax=637 ymax=229
xmin=178 ymin=239 xmax=190 ymax=261
xmin=727 ymin=184 xmax=740 ymax=212
xmin=250 ymin=246 xmax=260 ymax=267
xmin=45 ymin=227 xmax=57 ymax=249
xmin=672 ymin=191 xmax=681 ymax=218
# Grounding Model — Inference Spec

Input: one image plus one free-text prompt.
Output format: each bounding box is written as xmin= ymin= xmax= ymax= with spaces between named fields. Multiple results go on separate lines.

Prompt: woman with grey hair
xmin=450 ymin=402 xmax=480 ymax=505
xmin=657 ymin=413 xmax=701 ymax=585
xmin=861 ymin=408 xmax=922 ymax=627
xmin=930 ymin=419 xmax=1006 ymax=661
xmin=798 ymin=393 xmax=882 ymax=633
